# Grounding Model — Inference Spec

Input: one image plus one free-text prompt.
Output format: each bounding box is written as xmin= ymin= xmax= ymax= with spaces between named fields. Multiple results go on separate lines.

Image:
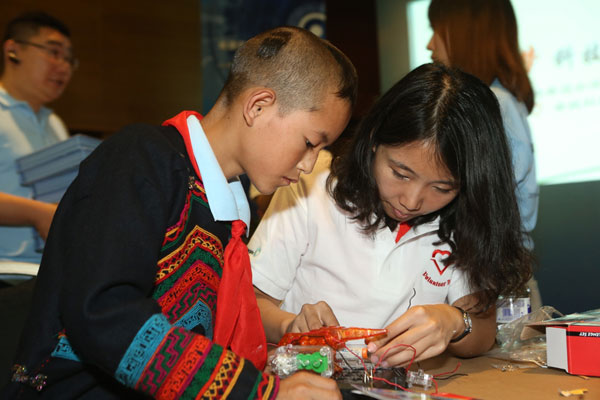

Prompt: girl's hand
xmin=276 ymin=371 xmax=341 ymax=399
xmin=284 ymin=301 xmax=340 ymax=334
xmin=365 ymin=304 xmax=464 ymax=367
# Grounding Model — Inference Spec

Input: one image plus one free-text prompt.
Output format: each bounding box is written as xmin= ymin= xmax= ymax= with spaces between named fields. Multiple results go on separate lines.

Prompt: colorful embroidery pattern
xmin=121 ymin=177 xmax=276 ymax=398
xmin=255 ymin=372 xmax=278 ymax=400
xmin=161 ymin=280 xmax=216 ymax=329
xmin=155 ymin=214 xmax=224 ymax=334
xmin=162 ymin=180 xmax=209 ymax=249
xmin=51 ymin=332 xmax=81 ymax=362
xmin=115 ymin=176 xmax=279 ymax=398
xmin=136 ymin=327 xmax=204 ymax=397
xmin=155 ymin=226 xmax=223 ymax=287
xmin=202 ymin=350 xmax=242 ymax=398
xmin=131 ymin=325 xmax=277 ymax=399
xmin=115 ymin=313 xmax=172 ymax=387
xmin=173 ymin=298 xmax=213 ymax=339
xmin=154 ymin=178 xmax=225 ymax=335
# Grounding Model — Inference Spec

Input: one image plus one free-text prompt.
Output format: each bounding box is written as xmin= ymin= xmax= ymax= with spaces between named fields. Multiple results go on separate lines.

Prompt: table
xmin=399 ymin=354 xmax=600 ymax=399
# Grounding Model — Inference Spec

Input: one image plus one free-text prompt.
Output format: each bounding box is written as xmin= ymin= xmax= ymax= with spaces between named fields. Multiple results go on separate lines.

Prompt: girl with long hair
xmin=249 ymin=63 xmax=532 ymax=366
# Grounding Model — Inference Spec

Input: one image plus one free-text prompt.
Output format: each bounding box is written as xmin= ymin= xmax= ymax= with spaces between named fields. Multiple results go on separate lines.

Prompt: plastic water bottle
xmin=496 ymin=287 xmax=531 ymax=329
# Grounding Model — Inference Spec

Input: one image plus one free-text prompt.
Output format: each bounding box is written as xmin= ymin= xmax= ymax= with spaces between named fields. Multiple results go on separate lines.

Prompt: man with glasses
xmin=0 ymin=11 xmax=76 ymax=266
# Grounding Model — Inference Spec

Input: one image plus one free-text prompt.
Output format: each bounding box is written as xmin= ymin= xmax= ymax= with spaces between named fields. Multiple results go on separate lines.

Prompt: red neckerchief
xmin=163 ymin=111 xmax=267 ymax=370
xmin=395 ymin=222 xmax=411 ymax=243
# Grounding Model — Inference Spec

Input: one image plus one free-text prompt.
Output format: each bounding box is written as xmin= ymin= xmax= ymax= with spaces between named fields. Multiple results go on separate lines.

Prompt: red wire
xmin=342 ymin=342 xmax=417 ymax=392
xmin=373 ymin=343 xmax=417 ymax=391
xmin=340 ymin=342 xmax=462 ymax=395
xmin=373 ymin=376 xmax=412 ymax=391
xmin=371 ymin=342 xmax=418 ymax=371
xmin=433 ymin=361 xmax=462 ymax=377
xmin=275 ymin=335 xmax=462 ymax=395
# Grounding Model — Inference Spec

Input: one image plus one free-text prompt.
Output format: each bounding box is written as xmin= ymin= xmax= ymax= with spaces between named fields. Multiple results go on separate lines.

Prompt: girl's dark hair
xmin=428 ymin=0 xmax=534 ymax=113
xmin=328 ymin=63 xmax=532 ymax=310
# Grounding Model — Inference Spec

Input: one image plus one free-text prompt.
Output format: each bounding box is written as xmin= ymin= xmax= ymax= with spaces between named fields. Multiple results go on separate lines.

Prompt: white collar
xmin=0 ymin=85 xmax=51 ymax=119
xmin=186 ymin=115 xmax=250 ymax=235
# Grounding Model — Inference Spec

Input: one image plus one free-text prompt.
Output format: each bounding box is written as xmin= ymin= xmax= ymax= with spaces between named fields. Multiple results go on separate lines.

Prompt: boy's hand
xmin=276 ymin=371 xmax=341 ymax=399
xmin=253 ymin=288 xmax=340 ymax=343
xmin=285 ymin=301 xmax=340 ymax=334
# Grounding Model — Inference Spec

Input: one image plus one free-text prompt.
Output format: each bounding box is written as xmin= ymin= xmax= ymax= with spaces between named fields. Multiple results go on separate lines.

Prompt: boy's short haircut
xmin=2 ymin=11 xmax=71 ymax=43
xmin=221 ymin=26 xmax=358 ymax=114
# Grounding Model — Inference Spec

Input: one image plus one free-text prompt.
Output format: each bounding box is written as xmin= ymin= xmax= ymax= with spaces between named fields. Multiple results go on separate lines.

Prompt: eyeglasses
xmin=14 ymin=40 xmax=79 ymax=70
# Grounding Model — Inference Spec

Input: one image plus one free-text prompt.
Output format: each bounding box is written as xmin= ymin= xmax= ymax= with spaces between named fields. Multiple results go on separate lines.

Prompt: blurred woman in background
xmin=427 ymin=0 xmax=541 ymax=310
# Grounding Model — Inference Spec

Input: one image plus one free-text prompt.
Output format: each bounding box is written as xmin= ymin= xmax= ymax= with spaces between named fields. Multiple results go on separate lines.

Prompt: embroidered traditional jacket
xmin=4 ymin=124 xmax=278 ymax=399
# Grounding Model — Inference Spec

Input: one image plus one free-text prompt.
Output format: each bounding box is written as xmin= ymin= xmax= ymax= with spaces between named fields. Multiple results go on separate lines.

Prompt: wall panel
xmin=0 ymin=0 xmax=202 ymax=137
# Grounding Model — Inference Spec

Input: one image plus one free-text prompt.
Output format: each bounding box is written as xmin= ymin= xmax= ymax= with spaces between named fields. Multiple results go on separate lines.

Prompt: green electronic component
xmin=297 ymin=351 xmax=329 ymax=374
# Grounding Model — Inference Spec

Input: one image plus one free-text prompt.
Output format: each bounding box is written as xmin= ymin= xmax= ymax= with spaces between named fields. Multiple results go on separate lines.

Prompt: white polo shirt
xmin=249 ymin=153 xmax=472 ymax=329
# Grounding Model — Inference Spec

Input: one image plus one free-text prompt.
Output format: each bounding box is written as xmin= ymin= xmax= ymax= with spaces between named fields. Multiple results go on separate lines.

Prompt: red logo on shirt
xmin=431 ymin=249 xmax=451 ymax=275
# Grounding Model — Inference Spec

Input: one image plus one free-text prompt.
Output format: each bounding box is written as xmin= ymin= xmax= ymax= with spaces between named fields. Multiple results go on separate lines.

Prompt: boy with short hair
xmin=4 ymin=26 xmax=356 ymax=399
